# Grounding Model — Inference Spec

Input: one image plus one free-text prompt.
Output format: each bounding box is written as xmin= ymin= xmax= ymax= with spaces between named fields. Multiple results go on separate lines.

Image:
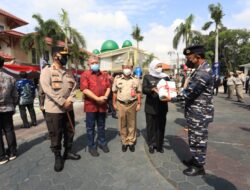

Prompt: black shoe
xmin=0 ymin=156 xmax=9 ymax=165
xmin=122 ymin=145 xmax=128 ymax=152
xmin=98 ymin=145 xmax=110 ymax=153
xmin=183 ymin=166 xmax=205 ymax=176
xmin=23 ymin=124 xmax=30 ymax=128
xmin=9 ymin=153 xmax=17 ymax=161
xmin=128 ymin=144 xmax=135 ymax=152
xmin=54 ymin=155 xmax=64 ymax=172
xmin=157 ymin=148 xmax=164 ymax=153
xmin=63 ymin=152 xmax=81 ymax=160
xmin=112 ymin=115 xmax=118 ymax=119
xmin=148 ymin=146 xmax=154 ymax=154
xmin=32 ymin=122 xmax=37 ymax=127
xmin=89 ymin=148 xmax=99 ymax=157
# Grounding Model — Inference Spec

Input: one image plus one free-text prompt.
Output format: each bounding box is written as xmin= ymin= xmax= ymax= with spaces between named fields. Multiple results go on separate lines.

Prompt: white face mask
xmin=123 ymin=68 xmax=132 ymax=76
xmin=155 ymin=67 xmax=162 ymax=73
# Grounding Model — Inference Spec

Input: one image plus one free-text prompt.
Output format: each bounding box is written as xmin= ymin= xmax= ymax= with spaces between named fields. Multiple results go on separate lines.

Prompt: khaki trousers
xmin=227 ymin=85 xmax=235 ymax=99
xmin=117 ymin=101 xmax=137 ymax=145
xmin=235 ymin=84 xmax=244 ymax=102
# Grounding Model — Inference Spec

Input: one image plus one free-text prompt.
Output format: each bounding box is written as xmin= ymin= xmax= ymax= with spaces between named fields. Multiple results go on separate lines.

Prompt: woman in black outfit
xmin=142 ymin=59 xmax=169 ymax=154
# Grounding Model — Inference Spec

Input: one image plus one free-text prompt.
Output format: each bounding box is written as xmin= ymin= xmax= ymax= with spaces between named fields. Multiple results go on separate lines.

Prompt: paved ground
xmin=1 ymin=100 xmax=175 ymax=190
xmin=146 ymin=90 xmax=250 ymax=190
xmin=0 ymin=88 xmax=250 ymax=190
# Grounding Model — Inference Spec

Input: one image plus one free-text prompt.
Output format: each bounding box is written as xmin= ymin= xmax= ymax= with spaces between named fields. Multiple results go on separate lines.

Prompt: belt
xmin=118 ymin=99 xmax=137 ymax=105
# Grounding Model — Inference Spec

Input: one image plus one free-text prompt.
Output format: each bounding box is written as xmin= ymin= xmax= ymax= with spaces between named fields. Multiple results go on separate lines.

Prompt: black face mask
xmin=185 ymin=60 xmax=195 ymax=68
xmin=59 ymin=56 xmax=68 ymax=65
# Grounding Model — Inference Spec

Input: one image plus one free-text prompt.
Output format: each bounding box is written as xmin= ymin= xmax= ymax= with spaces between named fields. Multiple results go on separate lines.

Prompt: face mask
xmin=59 ymin=56 xmax=68 ymax=66
xmin=186 ymin=60 xmax=195 ymax=69
xmin=123 ymin=68 xmax=132 ymax=76
xmin=90 ymin=64 xmax=100 ymax=72
xmin=155 ymin=67 xmax=162 ymax=73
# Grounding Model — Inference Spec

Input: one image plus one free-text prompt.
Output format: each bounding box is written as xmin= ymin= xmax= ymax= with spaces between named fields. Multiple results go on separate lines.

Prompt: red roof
xmin=0 ymin=30 xmax=25 ymax=38
xmin=162 ymin=63 xmax=171 ymax=70
xmin=0 ymin=8 xmax=28 ymax=29
xmin=0 ymin=51 xmax=14 ymax=61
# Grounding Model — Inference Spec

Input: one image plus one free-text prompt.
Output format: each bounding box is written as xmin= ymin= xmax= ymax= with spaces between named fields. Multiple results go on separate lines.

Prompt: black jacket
xmin=142 ymin=74 xmax=169 ymax=115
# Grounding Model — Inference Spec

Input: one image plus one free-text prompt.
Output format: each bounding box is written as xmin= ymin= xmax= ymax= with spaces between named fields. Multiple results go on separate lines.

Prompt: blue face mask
xmin=90 ymin=64 xmax=100 ymax=72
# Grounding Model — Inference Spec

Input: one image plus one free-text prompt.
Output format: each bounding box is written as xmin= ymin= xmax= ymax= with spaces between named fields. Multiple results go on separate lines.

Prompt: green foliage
xmin=142 ymin=53 xmax=155 ymax=68
xmin=173 ymin=14 xmax=201 ymax=49
xmin=131 ymin=24 xmax=144 ymax=50
xmin=202 ymin=29 xmax=250 ymax=73
xmin=20 ymin=14 xmax=63 ymax=59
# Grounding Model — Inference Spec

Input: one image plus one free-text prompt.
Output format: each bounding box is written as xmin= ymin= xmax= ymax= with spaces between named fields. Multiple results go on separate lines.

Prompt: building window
xmin=32 ymin=48 xmax=36 ymax=64
xmin=0 ymin=25 xmax=4 ymax=31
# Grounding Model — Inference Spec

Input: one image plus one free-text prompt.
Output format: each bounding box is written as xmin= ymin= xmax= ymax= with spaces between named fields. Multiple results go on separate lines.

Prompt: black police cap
xmin=183 ymin=45 xmax=205 ymax=56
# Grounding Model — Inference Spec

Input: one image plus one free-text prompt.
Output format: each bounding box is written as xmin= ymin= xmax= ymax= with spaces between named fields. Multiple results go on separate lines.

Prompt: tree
xmin=21 ymin=14 xmax=62 ymax=62
xmin=173 ymin=14 xmax=201 ymax=49
xmin=131 ymin=24 xmax=144 ymax=66
xmin=202 ymin=3 xmax=224 ymax=63
xmin=59 ymin=9 xmax=86 ymax=69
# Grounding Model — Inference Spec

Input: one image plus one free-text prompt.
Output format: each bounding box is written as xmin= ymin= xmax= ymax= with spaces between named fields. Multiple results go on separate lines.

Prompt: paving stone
xmin=162 ymin=161 xmax=178 ymax=170
xmin=187 ymin=175 xmax=206 ymax=186
xmin=2 ymin=183 xmax=18 ymax=190
xmin=97 ymin=173 xmax=115 ymax=187
xmin=198 ymin=185 xmax=215 ymax=190
xmin=64 ymin=177 xmax=83 ymax=190
xmin=169 ymin=170 xmax=186 ymax=182
xmin=18 ymin=175 xmax=41 ymax=190
xmin=178 ymin=181 xmax=197 ymax=190
xmin=157 ymin=167 xmax=170 ymax=179
xmin=48 ymin=185 xmax=66 ymax=190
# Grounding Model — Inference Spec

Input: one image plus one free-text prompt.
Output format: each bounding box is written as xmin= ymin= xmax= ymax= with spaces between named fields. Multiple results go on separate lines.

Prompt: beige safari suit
xmin=112 ymin=75 xmax=142 ymax=145
xmin=40 ymin=64 xmax=77 ymax=153
xmin=40 ymin=64 xmax=77 ymax=113
xmin=235 ymin=76 xmax=244 ymax=102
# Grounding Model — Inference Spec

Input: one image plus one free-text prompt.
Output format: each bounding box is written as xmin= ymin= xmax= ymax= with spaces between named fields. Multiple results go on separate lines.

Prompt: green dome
xmin=122 ymin=40 xmax=132 ymax=48
xmin=92 ymin=49 xmax=100 ymax=55
xmin=101 ymin=40 xmax=119 ymax=53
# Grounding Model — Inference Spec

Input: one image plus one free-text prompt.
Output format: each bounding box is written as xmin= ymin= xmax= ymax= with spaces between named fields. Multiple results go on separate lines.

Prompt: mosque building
xmin=91 ymin=39 xmax=152 ymax=72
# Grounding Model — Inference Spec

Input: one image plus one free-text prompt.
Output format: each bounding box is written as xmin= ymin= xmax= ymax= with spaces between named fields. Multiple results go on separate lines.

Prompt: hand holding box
xmin=157 ymin=79 xmax=177 ymax=100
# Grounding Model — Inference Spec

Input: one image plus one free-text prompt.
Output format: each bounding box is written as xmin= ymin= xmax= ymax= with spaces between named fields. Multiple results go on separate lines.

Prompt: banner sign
xmin=212 ymin=62 xmax=220 ymax=76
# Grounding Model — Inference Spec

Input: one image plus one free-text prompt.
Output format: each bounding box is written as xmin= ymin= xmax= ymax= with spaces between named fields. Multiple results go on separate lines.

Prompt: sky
xmin=1 ymin=0 xmax=250 ymax=63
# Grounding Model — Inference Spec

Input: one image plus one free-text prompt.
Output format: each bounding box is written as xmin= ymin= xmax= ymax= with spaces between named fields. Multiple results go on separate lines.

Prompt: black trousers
xmin=107 ymin=95 xmax=116 ymax=116
xmin=223 ymin=85 xmax=227 ymax=94
xmin=146 ymin=113 xmax=166 ymax=150
xmin=45 ymin=110 xmax=75 ymax=153
xmin=0 ymin=112 xmax=17 ymax=158
xmin=19 ymin=104 xmax=37 ymax=127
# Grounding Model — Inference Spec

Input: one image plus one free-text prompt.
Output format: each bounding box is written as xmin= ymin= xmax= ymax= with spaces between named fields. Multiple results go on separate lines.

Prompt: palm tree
xmin=173 ymin=14 xmax=201 ymax=49
xmin=59 ymin=9 xmax=86 ymax=69
xmin=202 ymin=3 xmax=224 ymax=63
xmin=131 ymin=24 xmax=144 ymax=66
xmin=21 ymin=14 xmax=62 ymax=62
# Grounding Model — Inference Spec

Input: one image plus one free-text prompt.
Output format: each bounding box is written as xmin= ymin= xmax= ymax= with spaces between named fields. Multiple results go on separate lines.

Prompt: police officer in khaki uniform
xmin=112 ymin=60 xmax=142 ymax=152
xmin=40 ymin=50 xmax=80 ymax=172
xmin=227 ymin=72 xmax=235 ymax=99
xmin=235 ymin=70 xmax=244 ymax=102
